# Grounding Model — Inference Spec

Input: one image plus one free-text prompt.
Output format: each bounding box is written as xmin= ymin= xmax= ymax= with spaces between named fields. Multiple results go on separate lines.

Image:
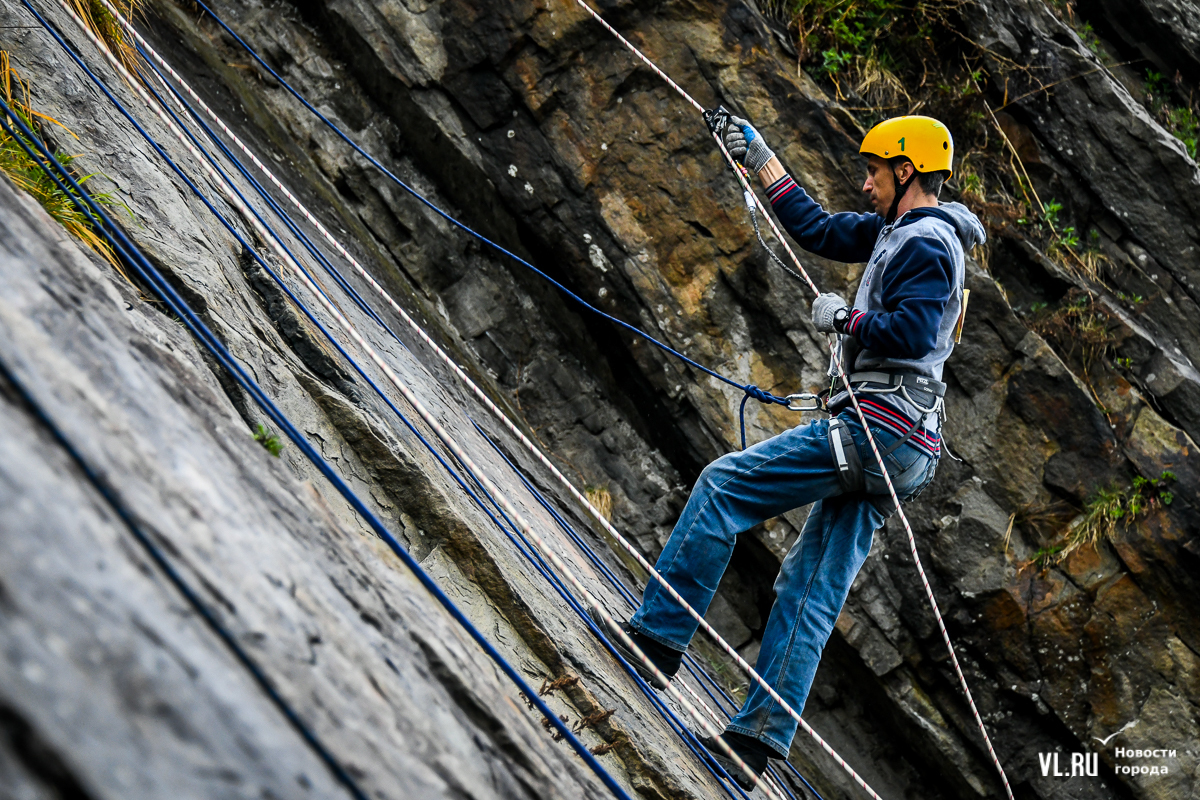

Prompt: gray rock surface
xmin=1077 ymin=0 xmax=1200 ymax=84
xmin=0 ymin=145 xmax=625 ymax=800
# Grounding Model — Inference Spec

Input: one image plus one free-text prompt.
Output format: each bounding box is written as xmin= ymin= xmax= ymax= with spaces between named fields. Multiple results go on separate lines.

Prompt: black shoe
xmin=586 ymin=605 xmax=681 ymax=691
xmin=698 ymin=731 xmax=773 ymax=791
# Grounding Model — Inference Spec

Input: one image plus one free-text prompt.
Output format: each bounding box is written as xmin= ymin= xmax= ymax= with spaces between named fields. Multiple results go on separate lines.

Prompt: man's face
xmin=863 ymin=155 xmax=894 ymax=214
xmin=862 ymin=155 xmax=913 ymax=214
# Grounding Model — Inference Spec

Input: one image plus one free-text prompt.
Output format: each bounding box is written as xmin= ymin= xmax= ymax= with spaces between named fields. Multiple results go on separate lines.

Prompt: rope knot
xmin=742 ymin=384 xmax=784 ymax=405
xmin=738 ymin=385 xmax=789 ymax=450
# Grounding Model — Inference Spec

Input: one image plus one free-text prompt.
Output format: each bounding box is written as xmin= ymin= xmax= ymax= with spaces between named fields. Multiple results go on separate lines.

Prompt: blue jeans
xmin=629 ymin=413 xmax=937 ymax=757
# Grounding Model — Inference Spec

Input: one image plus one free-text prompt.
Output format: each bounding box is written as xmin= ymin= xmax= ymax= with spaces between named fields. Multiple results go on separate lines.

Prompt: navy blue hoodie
xmin=766 ymin=174 xmax=986 ymax=456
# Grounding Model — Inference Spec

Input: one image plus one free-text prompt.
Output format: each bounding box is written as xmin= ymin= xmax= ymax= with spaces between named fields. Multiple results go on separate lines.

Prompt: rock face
xmin=0 ymin=0 xmax=1197 ymax=799
xmin=1077 ymin=0 xmax=1200 ymax=84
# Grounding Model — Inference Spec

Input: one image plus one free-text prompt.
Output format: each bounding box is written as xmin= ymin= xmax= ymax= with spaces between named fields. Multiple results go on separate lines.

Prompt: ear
xmin=893 ymin=160 xmax=915 ymax=183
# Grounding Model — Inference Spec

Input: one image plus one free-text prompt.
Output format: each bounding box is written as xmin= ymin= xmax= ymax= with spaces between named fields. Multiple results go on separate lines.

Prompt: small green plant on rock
xmin=1058 ymin=471 xmax=1176 ymax=561
xmin=1034 ymin=198 xmax=1104 ymax=279
xmin=253 ymin=423 xmax=283 ymax=457
xmin=1032 ymin=544 xmax=1064 ymax=568
xmin=1145 ymin=70 xmax=1198 ymax=160
xmin=1029 ymin=292 xmax=1115 ymax=374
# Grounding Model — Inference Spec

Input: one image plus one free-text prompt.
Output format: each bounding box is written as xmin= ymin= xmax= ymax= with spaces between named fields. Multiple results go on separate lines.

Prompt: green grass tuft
xmin=1 ymin=52 xmax=129 ymax=277
xmin=253 ymin=423 xmax=284 ymax=457
xmin=1145 ymin=70 xmax=1198 ymax=161
xmin=1057 ymin=471 xmax=1175 ymax=562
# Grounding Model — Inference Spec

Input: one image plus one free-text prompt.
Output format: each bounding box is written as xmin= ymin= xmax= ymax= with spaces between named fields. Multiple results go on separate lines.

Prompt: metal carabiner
xmin=785 ymin=392 xmax=824 ymax=412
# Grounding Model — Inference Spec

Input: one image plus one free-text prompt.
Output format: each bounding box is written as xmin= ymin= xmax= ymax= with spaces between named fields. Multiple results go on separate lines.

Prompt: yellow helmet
xmin=860 ymin=116 xmax=954 ymax=176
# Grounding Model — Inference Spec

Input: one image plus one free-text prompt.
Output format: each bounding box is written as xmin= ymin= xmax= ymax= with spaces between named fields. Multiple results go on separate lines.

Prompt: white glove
xmin=812 ymin=293 xmax=850 ymax=333
xmin=724 ymin=116 xmax=775 ymax=174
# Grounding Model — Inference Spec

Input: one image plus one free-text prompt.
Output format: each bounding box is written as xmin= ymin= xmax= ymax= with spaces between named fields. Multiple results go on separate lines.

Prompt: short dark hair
xmin=890 ymin=156 xmax=949 ymax=198
xmin=916 ymin=169 xmax=949 ymax=198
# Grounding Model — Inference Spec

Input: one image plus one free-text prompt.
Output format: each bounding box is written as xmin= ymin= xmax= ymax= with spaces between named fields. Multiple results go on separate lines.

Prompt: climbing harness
xmin=827 ymin=418 xmax=863 ymax=492
xmin=846 ymin=371 xmax=947 ymax=397
xmin=569 ymin=2 xmax=1014 ymax=799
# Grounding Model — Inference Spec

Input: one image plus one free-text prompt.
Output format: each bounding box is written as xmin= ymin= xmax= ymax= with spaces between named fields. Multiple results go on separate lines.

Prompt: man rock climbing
xmin=592 ymin=115 xmax=986 ymax=788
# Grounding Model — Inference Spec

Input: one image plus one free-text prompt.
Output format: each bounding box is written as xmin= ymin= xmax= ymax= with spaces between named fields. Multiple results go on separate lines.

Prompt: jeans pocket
xmin=898 ymin=455 xmax=938 ymax=501
xmin=859 ymin=425 xmax=922 ymax=476
xmin=862 ymin=442 xmax=934 ymax=497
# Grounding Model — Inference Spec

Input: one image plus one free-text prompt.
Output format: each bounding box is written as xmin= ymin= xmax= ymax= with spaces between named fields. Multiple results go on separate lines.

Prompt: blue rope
xmin=3 ymin=15 xmax=633 ymax=798
xmin=740 ymin=384 xmax=788 ymax=449
xmin=0 ymin=355 xmax=373 ymax=800
xmin=471 ymin=420 xmax=824 ymax=800
xmin=122 ymin=33 xmax=748 ymax=800
xmin=186 ymin=0 xmax=789 ymax=449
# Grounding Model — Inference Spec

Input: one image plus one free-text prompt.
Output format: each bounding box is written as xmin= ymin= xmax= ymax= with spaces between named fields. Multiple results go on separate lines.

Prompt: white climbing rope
xmin=568 ymin=0 xmax=820 ymax=297
xmin=571 ymin=2 xmax=1014 ymax=798
xmin=86 ymin=0 xmax=891 ymax=795
xmin=57 ymin=1 xmax=786 ymax=796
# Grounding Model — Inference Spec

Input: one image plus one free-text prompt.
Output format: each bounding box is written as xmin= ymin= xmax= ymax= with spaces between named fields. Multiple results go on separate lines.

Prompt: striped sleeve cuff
xmin=847 ymin=309 xmax=867 ymax=335
xmin=766 ymin=174 xmax=799 ymax=204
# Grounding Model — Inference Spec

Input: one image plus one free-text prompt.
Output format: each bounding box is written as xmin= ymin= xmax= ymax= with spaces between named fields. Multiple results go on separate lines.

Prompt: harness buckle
xmin=785 ymin=392 xmax=824 ymax=412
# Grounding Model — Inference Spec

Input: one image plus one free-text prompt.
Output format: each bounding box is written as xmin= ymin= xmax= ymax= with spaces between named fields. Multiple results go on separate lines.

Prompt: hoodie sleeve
xmin=766 ymin=174 xmax=884 ymax=263
xmin=845 ymin=235 xmax=953 ymax=359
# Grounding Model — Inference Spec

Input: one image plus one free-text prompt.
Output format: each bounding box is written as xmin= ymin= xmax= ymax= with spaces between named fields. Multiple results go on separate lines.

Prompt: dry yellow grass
xmin=585 ymin=485 xmax=614 ymax=522
xmin=1 ymin=51 xmax=126 ymax=277
xmin=66 ymin=0 xmax=143 ymax=76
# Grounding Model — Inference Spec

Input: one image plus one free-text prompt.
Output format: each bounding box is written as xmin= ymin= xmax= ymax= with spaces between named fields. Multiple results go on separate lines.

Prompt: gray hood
xmin=901 ymin=202 xmax=987 ymax=251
